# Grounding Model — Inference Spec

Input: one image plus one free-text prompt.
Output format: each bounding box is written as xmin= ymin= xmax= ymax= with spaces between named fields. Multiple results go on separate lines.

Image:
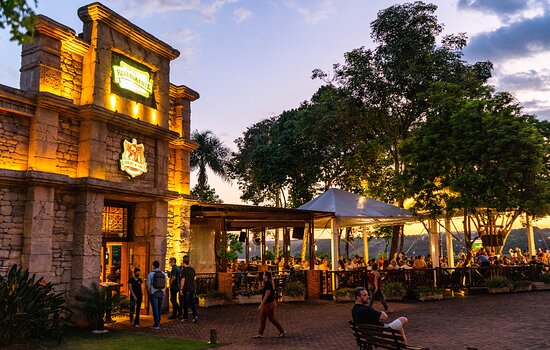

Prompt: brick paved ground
xmin=112 ymin=291 xmax=550 ymax=350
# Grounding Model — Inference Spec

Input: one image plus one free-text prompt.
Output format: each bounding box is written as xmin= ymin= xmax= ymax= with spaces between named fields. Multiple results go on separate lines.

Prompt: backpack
xmin=152 ymin=270 xmax=166 ymax=290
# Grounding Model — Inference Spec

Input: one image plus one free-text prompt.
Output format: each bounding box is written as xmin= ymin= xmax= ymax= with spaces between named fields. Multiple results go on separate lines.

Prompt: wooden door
xmin=128 ymin=242 xmax=149 ymax=313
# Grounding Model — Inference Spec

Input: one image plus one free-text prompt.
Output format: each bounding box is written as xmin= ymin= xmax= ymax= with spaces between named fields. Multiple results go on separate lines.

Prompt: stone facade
xmin=0 ymin=2 xmax=199 ymax=301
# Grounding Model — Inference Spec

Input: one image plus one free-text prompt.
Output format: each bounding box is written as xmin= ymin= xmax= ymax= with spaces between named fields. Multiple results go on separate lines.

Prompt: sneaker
xmin=252 ymin=334 xmax=263 ymax=338
xmin=134 ymin=324 xmax=140 ymax=328
xmin=192 ymin=316 xmax=199 ymax=323
xmin=277 ymin=331 xmax=286 ymax=338
xmin=151 ymin=326 xmax=160 ymax=330
xmin=179 ymin=318 xmax=188 ymax=323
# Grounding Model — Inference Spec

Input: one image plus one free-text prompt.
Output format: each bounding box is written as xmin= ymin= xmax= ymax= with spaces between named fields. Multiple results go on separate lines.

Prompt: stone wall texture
xmin=0 ymin=114 xmax=29 ymax=171
xmin=0 ymin=187 xmax=26 ymax=275
xmin=60 ymin=50 xmax=83 ymax=104
xmin=56 ymin=115 xmax=80 ymax=177
xmin=51 ymin=190 xmax=76 ymax=293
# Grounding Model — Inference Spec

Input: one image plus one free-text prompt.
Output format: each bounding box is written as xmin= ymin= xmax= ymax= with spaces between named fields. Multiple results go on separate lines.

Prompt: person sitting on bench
xmin=351 ymin=286 xmax=409 ymax=343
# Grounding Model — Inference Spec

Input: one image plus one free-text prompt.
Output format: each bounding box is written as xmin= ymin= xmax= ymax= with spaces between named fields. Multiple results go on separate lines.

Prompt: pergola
xmin=299 ymin=188 xmax=416 ymax=277
xmin=190 ymin=202 xmax=332 ymax=272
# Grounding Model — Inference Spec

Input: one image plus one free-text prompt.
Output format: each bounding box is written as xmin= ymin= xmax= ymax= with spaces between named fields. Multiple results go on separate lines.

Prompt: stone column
xmin=429 ymin=219 xmax=440 ymax=268
xmin=71 ymin=191 xmax=103 ymax=296
xmin=136 ymin=201 xmax=168 ymax=271
xmin=306 ymin=270 xmax=320 ymax=299
xmin=526 ymin=214 xmax=536 ymax=258
xmin=362 ymin=226 xmax=369 ymax=261
xmin=330 ymin=218 xmax=339 ymax=289
xmin=76 ymin=119 xmax=107 ymax=179
xmin=21 ymin=186 xmax=55 ymax=279
xmin=28 ymin=107 xmax=59 ymax=173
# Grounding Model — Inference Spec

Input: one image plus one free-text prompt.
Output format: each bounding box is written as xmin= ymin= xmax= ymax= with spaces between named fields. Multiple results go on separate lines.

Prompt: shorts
xmin=385 ymin=319 xmax=403 ymax=331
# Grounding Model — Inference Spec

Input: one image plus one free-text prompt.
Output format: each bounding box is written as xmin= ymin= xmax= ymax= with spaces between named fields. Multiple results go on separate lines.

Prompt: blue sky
xmin=1 ymin=0 xmax=549 ymax=204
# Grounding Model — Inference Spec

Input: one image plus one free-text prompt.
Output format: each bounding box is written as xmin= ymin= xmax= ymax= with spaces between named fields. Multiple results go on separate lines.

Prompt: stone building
xmin=0 ymin=2 xmax=198 ymax=303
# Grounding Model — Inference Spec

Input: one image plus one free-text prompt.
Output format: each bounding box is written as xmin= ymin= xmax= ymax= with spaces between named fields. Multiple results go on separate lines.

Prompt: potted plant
xmin=414 ymin=286 xmax=444 ymax=301
xmin=334 ymin=287 xmax=356 ymax=303
xmin=511 ymin=279 xmax=532 ymax=293
xmin=382 ymin=282 xmax=407 ymax=301
xmin=532 ymin=273 xmax=550 ymax=291
xmin=282 ymin=281 xmax=306 ymax=302
xmin=485 ymin=276 xmax=510 ymax=294
xmin=237 ymin=288 xmax=264 ymax=304
xmin=198 ymin=290 xmax=227 ymax=308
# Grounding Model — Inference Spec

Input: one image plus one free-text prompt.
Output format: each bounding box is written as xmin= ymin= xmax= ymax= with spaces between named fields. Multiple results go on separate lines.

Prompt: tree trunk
xmin=390 ymin=225 xmax=403 ymax=261
xmin=301 ymin=225 xmax=309 ymax=262
xmin=345 ymin=228 xmax=350 ymax=260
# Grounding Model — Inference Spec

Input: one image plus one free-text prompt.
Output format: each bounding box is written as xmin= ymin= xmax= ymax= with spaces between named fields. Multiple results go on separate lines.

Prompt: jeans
xmin=129 ymin=295 xmax=142 ymax=325
xmin=182 ymin=290 xmax=198 ymax=320
xmin=258 ymin=302 xmax=284 ymax=335
xmin=170 ymin=288 xmax=180 ymax=317
xmin=150 ymin=290 xmax=164 ymax=327
xmin=368 ymin=288 xmax=388 ymax=311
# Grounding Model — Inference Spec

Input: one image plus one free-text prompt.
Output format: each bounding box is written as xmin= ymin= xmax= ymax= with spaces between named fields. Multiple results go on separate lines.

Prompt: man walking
xmin=368 ymin=263 xmax=389 ymax=313
xmin=179 ymin=255 xmax=198 ymax=323
xmin=168 ymin=257 xmax=181 ymax=320
xmin=146 ymin=260 xmax=165 ymax=330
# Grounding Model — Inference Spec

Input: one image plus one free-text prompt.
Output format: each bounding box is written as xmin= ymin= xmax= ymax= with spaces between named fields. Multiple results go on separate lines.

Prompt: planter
xmin=487 ymin=287 xmax=511 ymax=294
xmin=416 ymin=293 xmax=443 ymax=302
xmin=281 ymin=295 xmax=305 ymax=302
xmin=198 ymin=296 xmax=226 ymax=308
xmin=532 ymin=282 xmax=550 ymax=291
xmin=385 ymin=295 xmax=405 ymax=301
xmin=512 ymin=285 xmax=532 ymax=293
xmin=237 ymin=294 xmax=263 ymax=305
xmin=334 ymin=295 xmax=355 ymax=303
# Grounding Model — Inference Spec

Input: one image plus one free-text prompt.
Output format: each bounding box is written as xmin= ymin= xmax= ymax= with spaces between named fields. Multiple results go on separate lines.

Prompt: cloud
xmin=115 ymin=0 xmax=239 ymax=23
xmin=233 ymin=7 xmax=252 ymax=23
xmin=457 ymin=0 xmax=532 ymax=16
xmin=497 ymin=69 xmax=550 ymax=91
xmin=160 ymin=27 xmax=199 ymax=63
xmin=464 ymin=13 xmax=550 ymax=62
xmin=284 ymin=0 xmax=335 ymax=25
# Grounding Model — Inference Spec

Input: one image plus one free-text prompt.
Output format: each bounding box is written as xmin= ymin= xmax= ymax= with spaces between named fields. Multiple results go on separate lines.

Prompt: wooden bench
xmin=349 ymin=321 xmax=429 ymax=350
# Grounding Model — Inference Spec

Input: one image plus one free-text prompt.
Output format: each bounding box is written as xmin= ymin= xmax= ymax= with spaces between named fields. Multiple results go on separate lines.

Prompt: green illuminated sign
xmin=112 ymin=60 xmax=153 ymax=98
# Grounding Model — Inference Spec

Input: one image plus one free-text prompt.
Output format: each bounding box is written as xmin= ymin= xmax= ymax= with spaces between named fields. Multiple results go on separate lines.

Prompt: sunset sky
xmin=1 ymin=0 xmax=549 ymax=204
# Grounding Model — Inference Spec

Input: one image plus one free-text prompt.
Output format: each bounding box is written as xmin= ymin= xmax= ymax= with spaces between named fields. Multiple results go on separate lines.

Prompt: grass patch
xmin=32 ymin=328 xmax=212 ymax=350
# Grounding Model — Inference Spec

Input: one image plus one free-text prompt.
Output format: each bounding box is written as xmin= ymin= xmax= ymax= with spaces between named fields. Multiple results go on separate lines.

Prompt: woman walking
xmin=253 ymin=271 xmax=286 ymax=338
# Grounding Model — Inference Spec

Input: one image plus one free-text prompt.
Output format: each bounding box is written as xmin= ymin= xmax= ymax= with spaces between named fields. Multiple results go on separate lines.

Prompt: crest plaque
xmin=120 ymin=138 xmax=148 ymax=178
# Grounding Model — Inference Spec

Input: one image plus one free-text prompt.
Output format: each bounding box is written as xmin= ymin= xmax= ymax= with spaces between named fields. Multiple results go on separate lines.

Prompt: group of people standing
xmin=127 ymin=255 xmax=197 ymax=330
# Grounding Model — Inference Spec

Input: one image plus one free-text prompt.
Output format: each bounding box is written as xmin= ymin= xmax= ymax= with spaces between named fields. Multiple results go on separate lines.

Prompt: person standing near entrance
xmin=168 ymin=257 xmax=181 ymax=320
xmin=146 ymin=260 xmax=166 ymax=330
xmin=368 ymin=263 xmax=389 ymax=313
xmin=128 ymin=267 xmax=143 ymax=328
xmin=179 ymin=255 xmax=198 ymax=323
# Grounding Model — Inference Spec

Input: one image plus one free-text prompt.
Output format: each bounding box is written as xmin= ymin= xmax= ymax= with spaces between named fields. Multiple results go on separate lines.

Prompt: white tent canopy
xmin=299 ymin=188 xmax=415 ymax=226
xmin=299 ymin=188 xmax=416 ymax=280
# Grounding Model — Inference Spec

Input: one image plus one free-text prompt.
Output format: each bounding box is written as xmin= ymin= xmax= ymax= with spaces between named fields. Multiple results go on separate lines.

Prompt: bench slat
xmin=349 ymin=321 xmax=429 ymax=350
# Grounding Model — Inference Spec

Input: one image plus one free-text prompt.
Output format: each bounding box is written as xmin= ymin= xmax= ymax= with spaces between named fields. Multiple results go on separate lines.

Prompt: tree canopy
xmin=0 ymin=0 xmax=37 ymax=43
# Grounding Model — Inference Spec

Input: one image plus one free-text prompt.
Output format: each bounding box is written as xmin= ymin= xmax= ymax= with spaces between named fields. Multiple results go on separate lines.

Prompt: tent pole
xmin=445 ymin=217 xmax=454 ymax=268
xmin=331 ymin=218 xmax=339 ymax=290
xmin=245 ymin=229 xmax=250 ymax=265
xmin=309 ymin=219 xmax=315 ymax=270
xmin=362 ymin=226 xmax=369 ymax=262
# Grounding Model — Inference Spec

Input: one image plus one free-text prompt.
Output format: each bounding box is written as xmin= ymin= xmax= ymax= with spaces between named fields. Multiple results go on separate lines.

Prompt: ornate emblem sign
xmin=112 ymin=60 xmax=153 ymax=98
xmin=120 ymin=139 xmax=148 ymax=178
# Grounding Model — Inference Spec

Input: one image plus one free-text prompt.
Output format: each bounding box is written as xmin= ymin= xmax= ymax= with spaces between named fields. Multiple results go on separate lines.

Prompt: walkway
xmin=113 ymin=291 xmax=550 ymax=350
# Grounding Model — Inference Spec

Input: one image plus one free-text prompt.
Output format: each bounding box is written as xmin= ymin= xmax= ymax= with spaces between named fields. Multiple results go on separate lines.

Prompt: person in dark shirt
xmin=352 ymin=287 xmax=409 ymax=343
xmin=128 ymin=267 xmax=143 ymax=327
xmin=179 ymin=255 xmax=198 ymax=323
xmin=253 ymin=271 xmax=285 ymax=338
xmin=168 ymin=257 xmax=181 ymax=319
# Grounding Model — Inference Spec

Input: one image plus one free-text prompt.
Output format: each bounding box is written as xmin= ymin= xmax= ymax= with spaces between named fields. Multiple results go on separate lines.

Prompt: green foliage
xmin=190 ymin=183 xmax=223 ymax=203
xmin=225 ymin=233 xmax=243 ymax=262
xmin=334 ymin=287 xmax=355 ymax=298
xmin=0 ymin=0 xmax=37 ymax=43
xmin=0 ymin=264 xmax=68 ymax=347
xmin=74 ymin=283 xmax=127 ymax=331
xmin=484 ymin=276 xmax=510 ymax=288
xmin=510 ymin=279 xmax=532 ymax=289
xmin=282 ymin=281 xmax=306 ymax=297
xmin=414 ymin=286 xmax=443 ymax=297
xmin=190 ymin=130 xmax=231 ymax=197
xmin=264 ymin=249 xmax=275 ymax=261
xmin=199 ymin=290 xmax=227 ymax=300
xmin=540 ymin=272 xmax=550 ymax=284
xmin=382 ymin=282 xmax=407 ymax=298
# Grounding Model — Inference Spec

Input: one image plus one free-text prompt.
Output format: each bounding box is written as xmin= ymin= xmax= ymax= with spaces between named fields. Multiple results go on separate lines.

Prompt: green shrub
xmin=199 ymin=290 xmax=227 ymax=300
xmin=511 ymin=279 xmax=531 ymax=288
xmin=282 ymin=281 xmax=306 ymax=297
xmin=334 ymin=287 xmax=355 ymax=298
xmin=414 ymin=286 xmax=443 ymax=297
xmin=540 ymin=273 xmax=550 ymax=284
xmin=74 ymin=283 xmax=127 ymax=330
xmin=0 ymin=264 xmax=68 ymax=347
xmin=484 ymin=276 xmax=510 ymax=288
xmin=382 ymin=282 xmax=407 ymax=298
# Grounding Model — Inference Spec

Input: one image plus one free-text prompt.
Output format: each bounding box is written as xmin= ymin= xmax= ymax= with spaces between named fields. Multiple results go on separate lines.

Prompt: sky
xmin=1 ymin=0 xmax=550 ymax=204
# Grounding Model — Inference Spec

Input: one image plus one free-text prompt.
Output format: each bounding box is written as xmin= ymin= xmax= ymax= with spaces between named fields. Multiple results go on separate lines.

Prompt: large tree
xmin=401 ymin=83 xmax=550 ymax=258
xmin=0 ymin=0 xmax=37 ymax=43
xmin=190 ymin=130 xmax=230 ymax=201
xmin=313 ymin=1 xmax=491 ymax=256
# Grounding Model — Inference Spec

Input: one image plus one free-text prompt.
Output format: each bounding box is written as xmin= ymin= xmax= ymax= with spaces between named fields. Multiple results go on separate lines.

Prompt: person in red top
xmin=368 ymin=263 xmax=389 ymax=312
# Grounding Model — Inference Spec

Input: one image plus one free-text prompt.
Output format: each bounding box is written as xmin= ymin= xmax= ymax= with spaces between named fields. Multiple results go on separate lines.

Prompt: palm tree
xmin=190 ymin=130 xmax=231 ymax=199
